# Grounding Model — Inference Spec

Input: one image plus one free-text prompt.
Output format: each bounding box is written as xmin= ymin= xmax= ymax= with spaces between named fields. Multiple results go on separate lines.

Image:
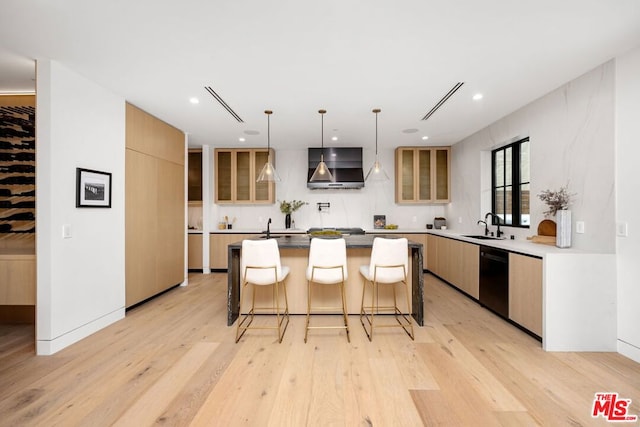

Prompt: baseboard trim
xmin=36 ymin=308 xmax=125 ymax=355
xmin=618 ymin=339 xmax=640 ymax=363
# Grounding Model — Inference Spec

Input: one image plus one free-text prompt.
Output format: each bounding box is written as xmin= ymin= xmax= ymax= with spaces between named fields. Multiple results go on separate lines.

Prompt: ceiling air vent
xmin=421 ymin=82 xmax=464 ymax=121
xmin=204 ymin=86 xmax=244 ymax=123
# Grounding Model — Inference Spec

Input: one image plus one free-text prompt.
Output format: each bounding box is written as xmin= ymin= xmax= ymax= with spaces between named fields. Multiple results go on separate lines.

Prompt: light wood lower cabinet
xmin=210 ymin=233 xmax=257 ymax=270
xmin=426 ymin=234 xmax=479 ymax=299
xmin=509 ymin=253 xmax=542 ymax=337
xmin=0 ymin=253 xmax=36 ymax=305
xmin=428 ymin=234 xmax=542 ymax=337
xmin=188 ymin=234 xmax=203 ymax=270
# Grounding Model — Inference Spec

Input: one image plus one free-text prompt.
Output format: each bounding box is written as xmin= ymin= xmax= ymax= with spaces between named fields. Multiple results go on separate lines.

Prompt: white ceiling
xmin=1 ymin=1 xmax=639 ymax=149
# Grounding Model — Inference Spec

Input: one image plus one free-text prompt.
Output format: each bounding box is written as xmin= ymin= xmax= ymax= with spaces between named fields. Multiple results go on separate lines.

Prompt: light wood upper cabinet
xmin=395 ymin=147 xmax=450 ymax=204
xmin=509 ymin=253 xmax=542 ymax=337
xmin=187 ymin=150 xmax=202 ymax=203
xmin=214 ymin=148 xmax=275 ymax=204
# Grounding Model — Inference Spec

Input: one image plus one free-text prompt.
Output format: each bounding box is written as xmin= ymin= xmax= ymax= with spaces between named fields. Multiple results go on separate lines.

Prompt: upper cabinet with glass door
xmin=187 ymin=149 xmax=202 ymax=204
xmin=214 ymin=148 xmax=275 ymax=204
xmin=395 ymin=147 xmax=450 ymax=204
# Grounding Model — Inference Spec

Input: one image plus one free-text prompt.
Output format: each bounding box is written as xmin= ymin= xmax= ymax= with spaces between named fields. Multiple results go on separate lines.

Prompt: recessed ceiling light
xmin=238 ymin=137 xmax=246 ymax=142
xmin=189 ymin=97 xmax=199 ymax=104
xmin=473 ymin=93 xmax=483 ymax=101
xmin=422 ymin=136 xmax=429 ymax=140
xmin=331 ymin=136 xmax=338 ymax=141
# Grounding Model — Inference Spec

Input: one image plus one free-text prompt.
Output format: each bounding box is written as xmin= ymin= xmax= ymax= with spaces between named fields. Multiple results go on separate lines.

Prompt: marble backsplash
xmin=447 ymin=60 xmax=616 ymax=252
xmin=189 ymin=148 xmax=447 ymax=232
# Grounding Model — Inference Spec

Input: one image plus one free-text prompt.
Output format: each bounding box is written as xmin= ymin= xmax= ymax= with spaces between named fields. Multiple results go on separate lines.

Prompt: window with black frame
xmin=492 ymin=137 xmax=530 ymax=228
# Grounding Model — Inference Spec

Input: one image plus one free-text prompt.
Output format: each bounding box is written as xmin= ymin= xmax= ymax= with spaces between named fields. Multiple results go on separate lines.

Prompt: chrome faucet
xmin=477 ymin=220 xmax=488 ymax=236
xmin=484 ymin=212 xmax=504 ymax=238
xmin=266 ymin=218 xmax=271 ymax=239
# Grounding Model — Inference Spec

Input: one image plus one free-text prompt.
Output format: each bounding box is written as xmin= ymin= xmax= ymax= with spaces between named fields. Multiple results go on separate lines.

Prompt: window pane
xmin=495 ymin=150 xmax=504 ymax=186
xmin=505 ymin=147 xmax=512 ymax=185
xmin=520 ymin=140 xmax=530 ymax=183
xmin=491 ymin=137 xmax=530 ymax=228
xmin=494 ymin=188 xmax=504 ymax=217
xmin=504 ymin=185 xmax=513 ymax=225
xmin=520 ymin=182 xmax=530 ymax=226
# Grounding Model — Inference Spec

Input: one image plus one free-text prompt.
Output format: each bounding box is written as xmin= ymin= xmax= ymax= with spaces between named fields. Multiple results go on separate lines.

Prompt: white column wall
xmin=615 ymin=47 xmax=640 ymax=363
xmin=36 ymin=60 xmax=126 ymax=355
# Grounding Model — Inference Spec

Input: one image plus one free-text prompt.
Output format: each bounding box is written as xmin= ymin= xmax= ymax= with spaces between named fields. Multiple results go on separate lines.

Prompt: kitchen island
xmin=226 ymin=235 xmax=424 ymax=327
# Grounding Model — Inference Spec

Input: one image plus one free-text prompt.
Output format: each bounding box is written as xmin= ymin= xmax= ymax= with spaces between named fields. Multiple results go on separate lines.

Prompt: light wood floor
xmin=1 ymin=273 xmax=639 ymax=426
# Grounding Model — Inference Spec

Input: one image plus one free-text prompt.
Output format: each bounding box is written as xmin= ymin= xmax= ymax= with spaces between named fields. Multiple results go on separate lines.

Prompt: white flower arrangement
xmin=538 ymin=185 xmax=575 ymax=217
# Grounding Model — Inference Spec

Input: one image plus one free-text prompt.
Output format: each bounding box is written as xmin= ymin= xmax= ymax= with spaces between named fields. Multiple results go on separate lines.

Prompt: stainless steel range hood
xmin=307 ymin=147 xmax=364 ymax=189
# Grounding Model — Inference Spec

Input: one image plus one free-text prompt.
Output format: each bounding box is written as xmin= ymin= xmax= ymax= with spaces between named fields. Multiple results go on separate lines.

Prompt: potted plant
xmin=538 ymin=185 xmax=575 ymax=248
xmin=279 ymin=199 xmax=307 ymax=229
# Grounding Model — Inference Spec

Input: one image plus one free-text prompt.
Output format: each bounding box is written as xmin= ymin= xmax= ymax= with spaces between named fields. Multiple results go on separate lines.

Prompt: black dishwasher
xmin=479 ymin=246 xmax=509 ymax=318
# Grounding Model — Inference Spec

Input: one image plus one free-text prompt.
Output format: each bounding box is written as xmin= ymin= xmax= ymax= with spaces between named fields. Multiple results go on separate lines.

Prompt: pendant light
xmin=309 ymin=109 xmax=334 ymax=182
xmin=256 ymin=110 xmax=281 ymax=183
xmin=365 ymin=108 xmax=389 ymax=181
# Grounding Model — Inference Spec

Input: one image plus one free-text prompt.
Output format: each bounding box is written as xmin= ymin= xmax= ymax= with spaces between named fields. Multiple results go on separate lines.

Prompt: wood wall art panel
xmin=0 ymin=95 xmax=36 ymax=246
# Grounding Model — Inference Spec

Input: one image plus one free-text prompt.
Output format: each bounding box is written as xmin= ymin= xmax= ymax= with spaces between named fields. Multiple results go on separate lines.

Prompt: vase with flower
xmin=538 ymin=185 xmax=575 ymax=248
xmin=279 ymin=199 xmax=307 ymax=229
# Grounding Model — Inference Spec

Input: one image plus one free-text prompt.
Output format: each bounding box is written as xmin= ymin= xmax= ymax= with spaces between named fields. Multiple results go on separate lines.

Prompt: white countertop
xmin=188 ymin=228 xmax=307 ymax=234
xmin=188 ymin=227 xmax=596 ymax=257
xmin=425 ymin=229 xmax=594 ymax=258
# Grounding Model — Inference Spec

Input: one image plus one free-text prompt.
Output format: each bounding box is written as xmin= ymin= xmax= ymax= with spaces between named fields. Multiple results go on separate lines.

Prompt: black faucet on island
xmin=484 ymin=212 xmax=504 ymax=238
xmin=265 ymin=217 xmax=271 ymax=239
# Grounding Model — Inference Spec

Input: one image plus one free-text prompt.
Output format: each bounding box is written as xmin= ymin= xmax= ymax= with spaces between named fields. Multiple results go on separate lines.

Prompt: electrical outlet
xmin=258 ymin=216 xmax=263 ymax=223
xmin=62 ymin=224 xmax=72 ymax=239
xmin=617 ymin=222 xmax=628 ymax=237
xmin=576 ymin=221 xmax=585 ymax=234
xmin=458 ymin=216 xmax=462 ymax=224
xmin=412 ymin=216 xmax=417 ymax=223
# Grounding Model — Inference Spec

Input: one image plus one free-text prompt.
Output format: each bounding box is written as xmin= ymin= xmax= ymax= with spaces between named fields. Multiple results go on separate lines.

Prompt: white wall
xmin=447 ymin=61 xmax=616 ymax=253
xmin=615 ymin=47 xmax=640 ymax=363
xmin=188 ymin=148 xmax=447 ymax=232
xmin=36 ymin=60 xmax=126 ymax=355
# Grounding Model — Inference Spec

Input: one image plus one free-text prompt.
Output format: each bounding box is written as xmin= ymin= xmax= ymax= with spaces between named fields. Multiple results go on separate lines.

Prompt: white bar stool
xmin=235 ymin=238 xmax=290 ymax=343
xmin=305 ymin=237 xmax=350 ymax=342
xmin=359 ymin=237 xmax=414 ymax=341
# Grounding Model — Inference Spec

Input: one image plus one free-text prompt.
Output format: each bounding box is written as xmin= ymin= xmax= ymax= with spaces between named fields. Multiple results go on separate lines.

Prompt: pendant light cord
xmin=319 ymin=109 xmax=326 ymax=158
xmin=375 ymin=111 xmax=378 ymax=156
xmin=373 ymin=108 xmax=381 ymax=158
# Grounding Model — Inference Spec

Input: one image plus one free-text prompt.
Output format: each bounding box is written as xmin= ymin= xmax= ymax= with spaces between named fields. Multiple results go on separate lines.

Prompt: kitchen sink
xmin=462 ymin=234 xmax=501 ymax=240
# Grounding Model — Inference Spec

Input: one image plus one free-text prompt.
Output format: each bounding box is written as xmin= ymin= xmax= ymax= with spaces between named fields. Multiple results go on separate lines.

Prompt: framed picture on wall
xmin=373 ymin=215 xmax=386 ymax=229
xmin=76 ymin=168 xmax=112 ymax=208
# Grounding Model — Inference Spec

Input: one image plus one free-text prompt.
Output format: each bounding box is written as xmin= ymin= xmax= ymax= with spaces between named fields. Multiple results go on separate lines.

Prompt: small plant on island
xmin=278 ymin=199 xmax=307 ymax=215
